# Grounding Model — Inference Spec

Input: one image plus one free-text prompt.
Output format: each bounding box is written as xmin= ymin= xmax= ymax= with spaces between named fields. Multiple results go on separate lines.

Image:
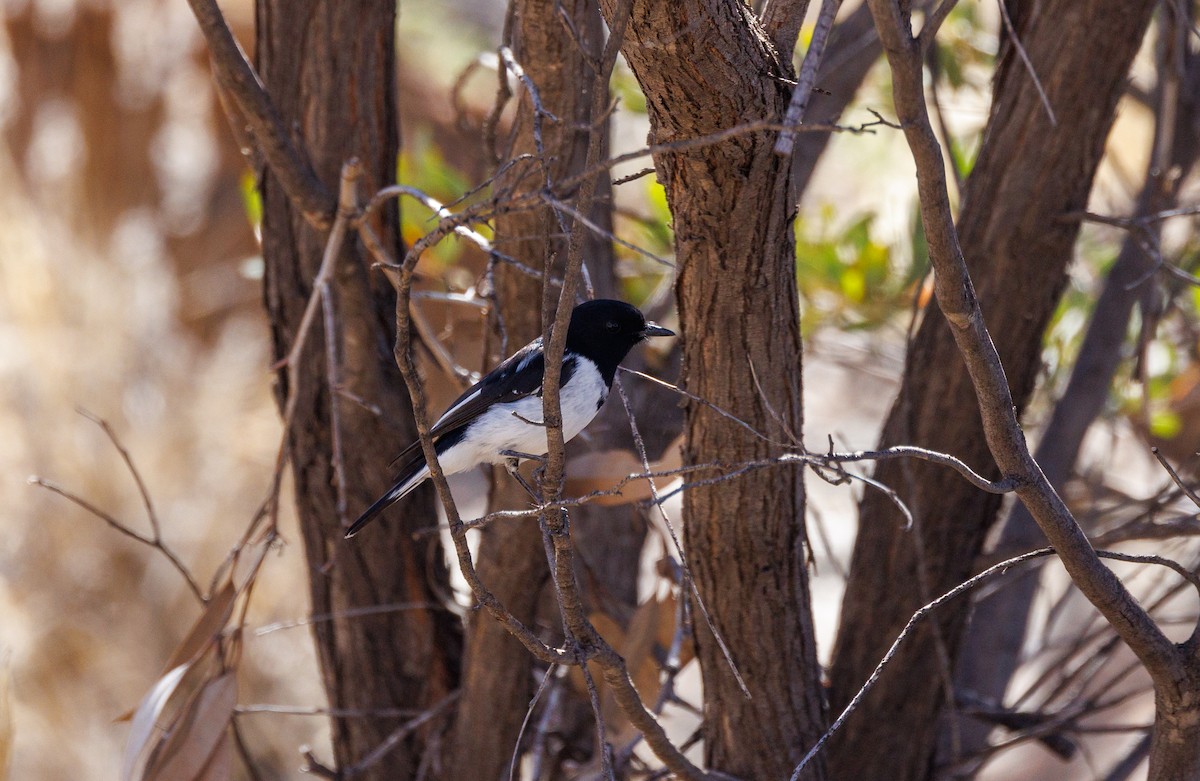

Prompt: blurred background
xmin=1 ymin=0 xmax=1193 ymax=778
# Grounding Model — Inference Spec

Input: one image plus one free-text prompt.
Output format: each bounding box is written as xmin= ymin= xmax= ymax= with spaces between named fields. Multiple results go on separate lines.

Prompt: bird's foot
xmin=499 ymin=449 xmax=545 ymax=464
xmin=503 ymin=455 xmax=541 ymax=501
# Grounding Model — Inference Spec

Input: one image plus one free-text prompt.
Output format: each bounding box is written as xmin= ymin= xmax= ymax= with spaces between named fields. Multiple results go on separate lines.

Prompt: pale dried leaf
xmin=569 ymin=596 xmax=671 ymax=740
xmin=122 ymin=664 xmax=189 ymax=781
xmin=623 ymin=597 xmax=663 ymax=706
xmin=164 ymin=579 xmax=236 ymax=672
xmin=145 ymin=671 xmax=237 ymax=781
xmin=194 ymin=730 xmax=232 ymax=781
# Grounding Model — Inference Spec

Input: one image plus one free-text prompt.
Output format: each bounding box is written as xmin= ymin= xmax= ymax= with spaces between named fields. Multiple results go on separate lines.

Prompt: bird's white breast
xmin=441 ymin=358 xmax=608 ymax=471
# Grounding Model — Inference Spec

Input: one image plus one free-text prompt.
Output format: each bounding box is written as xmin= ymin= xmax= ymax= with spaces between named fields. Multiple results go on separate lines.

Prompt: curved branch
xmin=864 ymin=0 xmax=1178 ymax=680
xmin=184 ymin=0 xmax=334 ymax=226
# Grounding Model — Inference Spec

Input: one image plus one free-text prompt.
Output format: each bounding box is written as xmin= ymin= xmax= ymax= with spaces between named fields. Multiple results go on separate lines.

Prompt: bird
xmin=344 ymin=299 xmax=674 ymax=538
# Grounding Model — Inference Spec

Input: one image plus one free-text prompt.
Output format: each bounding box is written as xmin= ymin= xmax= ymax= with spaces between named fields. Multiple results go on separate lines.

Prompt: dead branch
xmin=865 ymin=0 xmax=1179 ymax=684
xmin=29 ymin=476 xmax=205 ymax=602
xmin=791 ymin=548 xmax=1059 ymax=779
xmin=774 ymin=0 xmax=844 ymax=157
xmin=183 ymin=0 xmax=334 ymax=226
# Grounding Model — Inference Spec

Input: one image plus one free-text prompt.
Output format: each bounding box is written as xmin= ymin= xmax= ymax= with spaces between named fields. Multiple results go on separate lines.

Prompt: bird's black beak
xmin=642 ymin=322 xmax=674 ymax=338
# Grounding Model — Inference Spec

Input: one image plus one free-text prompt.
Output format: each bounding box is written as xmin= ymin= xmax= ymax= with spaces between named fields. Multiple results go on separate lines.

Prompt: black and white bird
xmin=344 ymin=299 xmax=673 ymax=538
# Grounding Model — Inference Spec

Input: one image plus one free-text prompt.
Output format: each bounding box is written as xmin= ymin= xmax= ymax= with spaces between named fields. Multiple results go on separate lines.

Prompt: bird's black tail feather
xmin=344 ymin=452 xmax=429 ymax=538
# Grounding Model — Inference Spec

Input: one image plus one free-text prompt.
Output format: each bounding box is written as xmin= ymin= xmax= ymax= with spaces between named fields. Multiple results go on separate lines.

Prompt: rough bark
xmin=444 ymin=1 xmax=612 ymax=776
xmin=827 ymin=2 xmax=1157 ymax=779
xmin=954 ymin=19 xmax=1200 ymax=757
xmin=1148 ymin=672 xmax=1200 ymax=780
xmin=254 ymin=2 xmax=461 ymax=777
xmin=597 ymin=2 xmax=827 ymax=778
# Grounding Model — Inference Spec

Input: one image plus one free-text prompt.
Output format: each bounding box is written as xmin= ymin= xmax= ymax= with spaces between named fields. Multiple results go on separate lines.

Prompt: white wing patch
xmin=434 ymin=387 xmax=481 ymax=428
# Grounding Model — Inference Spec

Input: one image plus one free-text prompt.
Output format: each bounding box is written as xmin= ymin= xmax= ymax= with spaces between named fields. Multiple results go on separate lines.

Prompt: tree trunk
xmin=598 ymin=2 xmax=827 ymax=778
xmin=827 ymin=1 xmax=1157 ymax=779
xmin=255 ymin=2 xmax=461 ymax=776
xmin=445 ymin=0 xmax=612 ymax=776
xmin=1149 ymin=674 xmax=1200 ymax=780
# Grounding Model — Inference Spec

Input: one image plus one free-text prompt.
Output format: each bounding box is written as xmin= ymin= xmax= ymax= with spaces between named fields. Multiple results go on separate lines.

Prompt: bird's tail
xmin=344 ymin=454 xmax=430 ymax=538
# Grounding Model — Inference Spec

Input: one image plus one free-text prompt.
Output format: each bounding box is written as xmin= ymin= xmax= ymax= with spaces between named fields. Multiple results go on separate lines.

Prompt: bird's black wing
xmin=429 ymin=337 xmax=550 ymax=437
xmin=385 ymin=337 xmax=556 ymax=470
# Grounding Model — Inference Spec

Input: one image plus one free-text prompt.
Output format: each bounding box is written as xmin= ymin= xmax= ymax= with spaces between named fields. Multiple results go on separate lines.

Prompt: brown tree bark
xmin=254 ymin=2 xmax=461 ymax=777
xmin=597 ymin=2 xmax=827 ymax=778
xmin=827 ymin=1 xmax=1157 ymax=779
xmin=445 ymin=0 xmax=613 ymax=776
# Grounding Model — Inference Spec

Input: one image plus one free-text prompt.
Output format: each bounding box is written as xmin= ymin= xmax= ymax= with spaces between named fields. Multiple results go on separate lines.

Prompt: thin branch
xmin=77 ymin=409 xmax=161 ymax=539
xmin=618 ymin=366 xmax=794 ymax=447
xmin=1152 ymin=448 xmax=1200 ymax=509
xmin=614 ymin=379 xmax=752 ymax=699
xmin=276 ymin=160 xmax=361 ymax=451
xmin=371 ymin=175 xmax=571 ymax=667
xmin=29 ymin=477 xmax=205 ymax=602
xmin=823 ymin=444 xmax=1021 ymax=494
xmin=994 ymin=0 xmax=1057 ymax=126
xmin=524 ymin=2 xmax=733 ymax=776
xmin=462 ymin=445 xmax=1021 ymax=530
xmin=236 ymin=704 xmax=424 ymax=718
xmin=791 ymin=546 xmax=1135 ymax=779
xmin=543 ymin=194 xmax=675 ymax=267
xmin=409 ymin=301 xmax=477 ymax=386
xmin=253 ymin=602 xmax=446 ymax=635
xmin=183 ymin=0 xmax=334 ymax=226
xmin=774 ymin=0 xmax=844 ymax=157
xmin=865 ymin=0 xmax=1177 ymax=682
xmin=322 ymin=279 xmax=349 ymax=523
xmin=509 ymin=665 xmax=557 ymax=781
xmin=919 ymin=0 xmax=961 ymax=50
xmin=308 ymin=692 xmax=459 ymax=779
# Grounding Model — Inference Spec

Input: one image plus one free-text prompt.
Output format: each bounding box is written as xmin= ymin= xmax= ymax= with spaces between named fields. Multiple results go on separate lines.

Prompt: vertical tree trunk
xmin=445 ymin=0 xmax=612 ymax=776
xmin=598 ymin=2 xmax=827 ymax=777
xmin=255 ymin=2 xmax=461 ymax=777
xmin=827 ymin=1 xmax=1157 ymax=779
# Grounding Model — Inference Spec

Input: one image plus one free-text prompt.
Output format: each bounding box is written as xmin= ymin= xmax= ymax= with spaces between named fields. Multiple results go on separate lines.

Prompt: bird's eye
xmin=605 ymin=320 xmax=620 ymax=333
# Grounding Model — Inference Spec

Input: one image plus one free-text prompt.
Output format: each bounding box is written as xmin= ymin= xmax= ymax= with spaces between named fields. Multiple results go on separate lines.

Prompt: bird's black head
xmin=565 ymin=299 xmax=673 ymax=384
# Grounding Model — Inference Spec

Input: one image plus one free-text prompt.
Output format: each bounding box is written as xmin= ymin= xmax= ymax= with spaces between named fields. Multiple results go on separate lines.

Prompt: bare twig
xmin=77 ymin=409 xmax=161 ymax=538
xmin=790 ymin=548 xmax=1059 ymax=779
xmin=236 ymin=704 xmax=423 ymax=718
xmin=619 ymin=366 xmax=794 ymax=447
xmin=344 ymin=694 xmax=458 ymax=778
xmin=29 ymin=477 xmax=204 ymax=602
xmin=994 ymin=0 xmax=1057 ymax=126
xmin=866 ymin=0 xmax=1177 ymax=683
xmin=183 ymin=0 xmax=334 ymax=225
xmin=254 ymin=602 xmax=446 ymax=635
xmin=543 ymin=194 xmax=675 ymax=267
xmin=373 ymin=177 xmax=571 ymax=668
xmin=276 ymin=160 xmax=361 ymax=443
xmin=409 ymin=301 xmax=477 ymax=386
xmin=614 ymin=379 xmax=752 ymax=699
xmin=1152 ymin=448 xmax=1200 ymax=509
xmin=322 ymin=279 xmax=349 ymax=523
xmin=462 ymin=444 xmax=1021 ymax=531
xmin=774 ymin=0 xmax=844 ymax=157
xmin=509 ymin=665 xmax=557 ymax=781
